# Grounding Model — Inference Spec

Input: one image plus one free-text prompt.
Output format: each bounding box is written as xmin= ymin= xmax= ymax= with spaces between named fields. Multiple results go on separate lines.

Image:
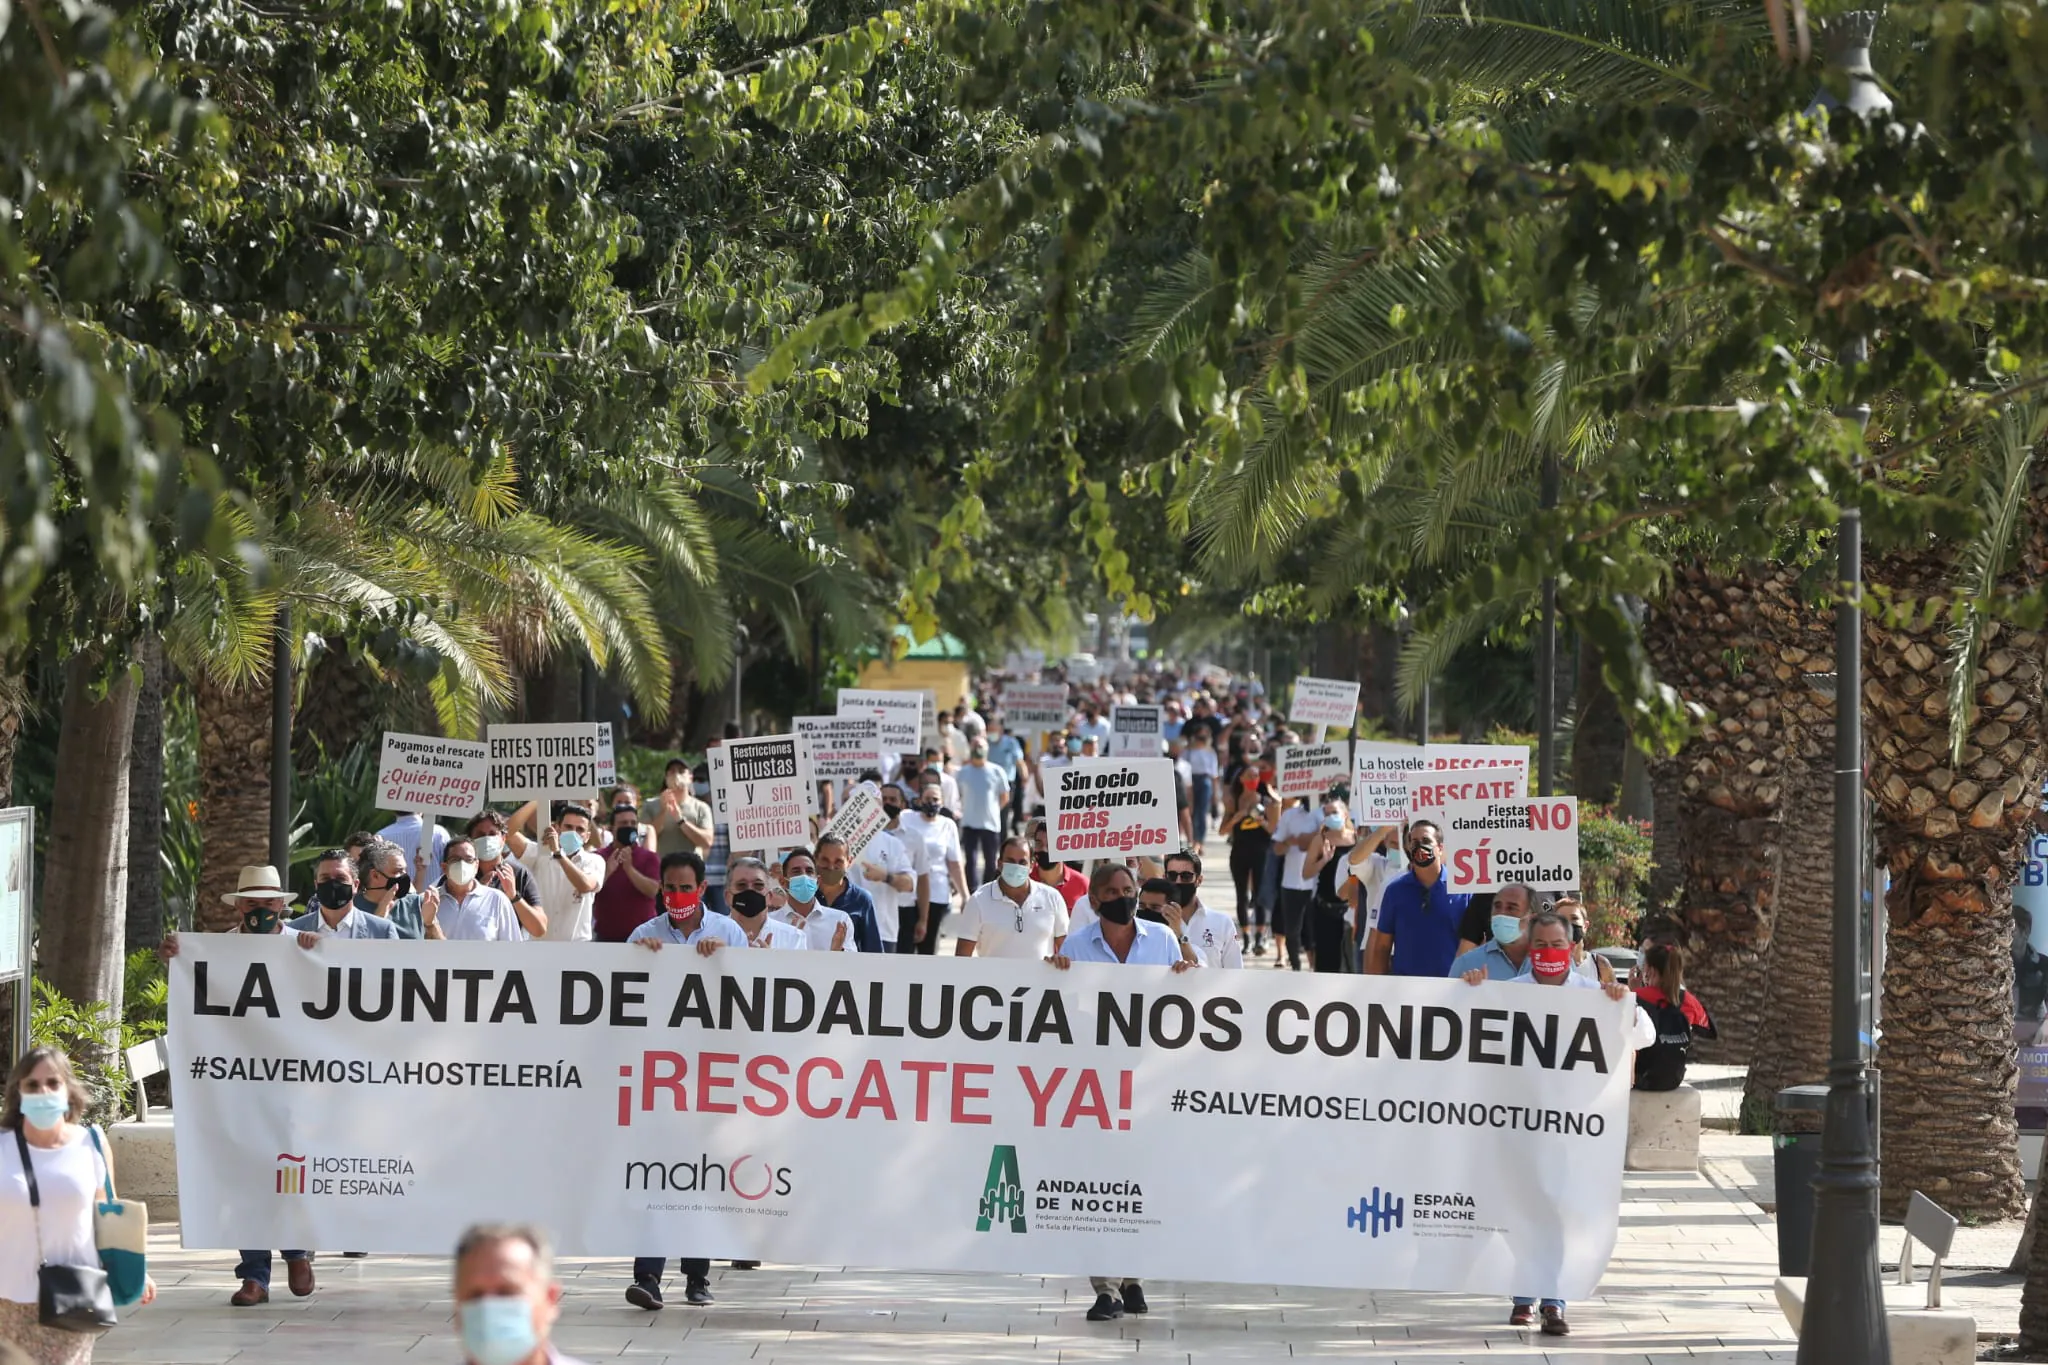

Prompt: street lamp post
xmin=1797 ymin=16 xmax=1890 ymax=1365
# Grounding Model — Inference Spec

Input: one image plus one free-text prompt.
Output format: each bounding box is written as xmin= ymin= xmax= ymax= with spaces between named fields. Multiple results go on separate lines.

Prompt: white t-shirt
xmin=772 ymin=903 xmax=859 ymax=951
xmin=1 ymin=1125 xmax=103 ymax=1303
xmin=1182 ymin=903 xmax=1243 ymax=969
xmin=522 ymin=843 xmax=606 ymax=942
xmin=1276 ymin=804 xmax=1324 ymax=891
xmin=857 ymin=828 xmax=919 ymax=943
xmin=378 ymin=813 xmax=448 ymax=882
xmin=434 ymin=883 xmax=525 ymax=941
xmin=1186 ymin=745 xmax=1219 ymax=779
xmin=954 ymin=880 xmax=1070 ymax=959
xmin=737 ymin=917 xmax=808 ymax=950
xmin=1345 ymin=848 xmax=1406 ymax=932
xmin=898 ymin=810 xmax=964 ymax=905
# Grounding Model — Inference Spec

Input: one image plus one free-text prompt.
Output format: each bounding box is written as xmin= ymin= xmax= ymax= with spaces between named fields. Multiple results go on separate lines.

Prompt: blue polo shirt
xmin=821 ymin=879 xmax=884 ymax=953
xmin=1448 ymin=938 xmax=1524 ymax=980
xmin=1377 ymin=870 xmax=1471 ymax=978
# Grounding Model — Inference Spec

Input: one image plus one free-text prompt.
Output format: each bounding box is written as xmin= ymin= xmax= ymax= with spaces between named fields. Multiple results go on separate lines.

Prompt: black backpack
xmin=1635 ymin=991 xmax=1702 ymax=1092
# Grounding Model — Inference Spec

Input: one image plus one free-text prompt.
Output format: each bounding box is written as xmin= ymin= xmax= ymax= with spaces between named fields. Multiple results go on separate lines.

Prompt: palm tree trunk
xmin=1869 ymin=592 xmax=2043 ymax=1219
xmin=195 ymin=670 xmax=279 ymax=932
xmin=39 ymin=653 xmax=139 ymax=1046
xmin=1741 ymin=745 xmax=1835 ymax=1123
xmin=125 ymin=633 xmax=166 ymax=953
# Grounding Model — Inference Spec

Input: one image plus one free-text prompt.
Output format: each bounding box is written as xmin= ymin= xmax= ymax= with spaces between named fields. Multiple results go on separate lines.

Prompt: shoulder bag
xmin=12 ymin=1124 xmax=118 ymax=1333
xmin=87 ymin=1126 xmax=149 ymax=1306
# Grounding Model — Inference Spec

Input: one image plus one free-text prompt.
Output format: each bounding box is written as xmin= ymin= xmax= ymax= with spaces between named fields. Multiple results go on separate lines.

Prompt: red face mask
xmin=1530 ymin=945 xmax=1573 ymax=976
xmin=662 ymin=889 xmax=701 ymax=917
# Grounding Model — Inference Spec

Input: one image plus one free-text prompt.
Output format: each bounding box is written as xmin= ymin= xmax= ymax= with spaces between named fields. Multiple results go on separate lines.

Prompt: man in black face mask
xmin=1162 ymin=848 xmax=1241 ymax=968
xmin=287 ymin=850 xmax=401 ymax=940
xmin=355 ymin=838 xmax=435 ymax=939
xmin=897 ymin=777 xmax=964 ymax=953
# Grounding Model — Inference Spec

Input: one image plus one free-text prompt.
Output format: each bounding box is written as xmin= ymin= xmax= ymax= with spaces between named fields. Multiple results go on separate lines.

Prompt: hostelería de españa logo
xmin=975 ymin=1145 xmax=1025 ymax=1233
xmin=276 ymin=1153 xmax=306 ymax=1194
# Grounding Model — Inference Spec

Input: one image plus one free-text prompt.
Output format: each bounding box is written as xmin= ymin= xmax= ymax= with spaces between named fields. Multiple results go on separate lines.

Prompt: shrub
xmin=1580 ymin=807 xmax=1654 ymax=947
xmin=28 ymin=951 xmax=167 ymax=1126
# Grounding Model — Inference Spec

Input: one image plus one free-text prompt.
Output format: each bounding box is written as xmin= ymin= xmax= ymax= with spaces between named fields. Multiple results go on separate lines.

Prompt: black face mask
xmin=1096 ymin=895 xmax=1136 ymax=926
xmin=372 ymin=871 xmax=411 ymax=897
xmin=883 ymin=805 xmax=904 ymax=822
xmin=315 ymin=879 xmax=355 ymax=910
xmin=241 ymin=905 xmax=281 ymax=935
xmin=730 ymin=888 xmax=768 ymax=917
xmin=1569 ymin=921 xmax=1585 ymax=945
xmin=1407 ymin=844 xmax=1437 ymax=867
xmin=1168 ymin=882 xmax=1196 ymax=907
xmin=1032 ymin=850 xmax=1054 ymax=870
xmin=918 ymin=799 xmax=940 ymax=815
xmin=1137 ymin=904 xmax=1169 ymax=924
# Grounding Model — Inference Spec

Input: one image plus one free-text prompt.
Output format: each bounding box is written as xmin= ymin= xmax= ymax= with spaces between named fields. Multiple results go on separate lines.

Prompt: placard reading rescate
xmin=1049 ymin=757 xmax=1178 ymax=859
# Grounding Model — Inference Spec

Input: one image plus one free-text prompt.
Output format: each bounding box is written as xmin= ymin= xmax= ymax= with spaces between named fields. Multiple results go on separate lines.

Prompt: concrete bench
xmin=107 ymin=1112 xmax=179 ymax=1222
xmin=1625 ymin=1084 xmax=1700 ymax=1171
xmin=1774 ymin=1277 xmax=1975 ymax=1365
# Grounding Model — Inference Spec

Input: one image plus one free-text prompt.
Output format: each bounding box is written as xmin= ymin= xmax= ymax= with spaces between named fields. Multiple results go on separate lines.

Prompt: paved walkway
xmin=100 ymin=1164 xmax=1795 ymax=1365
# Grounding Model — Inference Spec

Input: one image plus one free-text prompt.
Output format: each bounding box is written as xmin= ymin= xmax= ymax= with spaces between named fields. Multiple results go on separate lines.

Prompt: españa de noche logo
xmin=273 ymin=1152 xmax=414 ymax=1197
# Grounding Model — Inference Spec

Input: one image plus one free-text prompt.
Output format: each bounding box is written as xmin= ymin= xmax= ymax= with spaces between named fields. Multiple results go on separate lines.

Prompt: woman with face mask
xmin=1300 ymin=798 xmax=1358 ymax=973
xmin=2 ymin=1047 xmax=156 ymax=1361
xmin=1220 ymin=743 xmax=1277 ymax=956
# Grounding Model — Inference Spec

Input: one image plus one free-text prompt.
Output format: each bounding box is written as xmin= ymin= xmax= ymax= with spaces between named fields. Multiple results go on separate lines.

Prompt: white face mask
xmin=473 ymin=835 xmax=503 ymax=862
xmin=445 ymin=860 xmax=478 ymax=887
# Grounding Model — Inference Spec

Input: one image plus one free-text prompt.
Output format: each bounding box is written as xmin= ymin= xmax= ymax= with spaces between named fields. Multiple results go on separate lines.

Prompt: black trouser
xmin=1276 ymin=887 xmax=1312 ymax=968
xmin=961 ymin=826 xmax=1001 ymax=890
xmin=1310 ymin=899 xmax=1353 ymax=973
xmin=634 ymin=1257 xmax=709 ymax=1284
xmin=905 ymin=903 xmax=948 ymax=953
xmin=1229 ymin=831 xmax=1271 ymax=932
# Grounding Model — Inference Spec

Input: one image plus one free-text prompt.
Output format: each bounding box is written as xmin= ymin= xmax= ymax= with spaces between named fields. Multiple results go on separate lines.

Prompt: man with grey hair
xmin=453 ymin=1223 xmax=586 ymax=1365
xmin=1445 ymin=883 xmax=1537 ymax=981
xmin=355 ymin=838 xmax=435 ymax=939
xmin=287 ymin=849 xmax=400 ymax=939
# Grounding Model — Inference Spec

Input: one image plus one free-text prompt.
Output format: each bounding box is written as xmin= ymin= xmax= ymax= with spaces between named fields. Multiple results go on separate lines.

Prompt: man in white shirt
xmin=1074 ymin=705 xmax=1113 ymax=749
xmin=771 ymin=847 xmax=856 ymax=951
xmin=376 ymin=810 xmax=448 ymax=890
xmin=1272 ymin=797 xmax=1324 ymax=971
xmin=1047 ymin=863 xmax=1193 ymax=1323
xmin=855 ymin=774 xmax=920 ymax=952
xmin=716 ymin=856 xmax=808 ymax=949
xmin=897 ymin=776 xmax=965 ymax=954
xmin=1162 ymin=848 xmax=1242 ymax=969
xmin=953 ymin=835 xmax=1069 ymax=959
xmin=510 ymin=802 xmax=606 ymax=942
xmin=424 ymin=838 xmax=525 ymax=941
xmin=627 ymin=851 xmax=748 ymax=953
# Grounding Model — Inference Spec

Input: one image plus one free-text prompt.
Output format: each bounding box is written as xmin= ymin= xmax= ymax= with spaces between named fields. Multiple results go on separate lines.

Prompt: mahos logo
xmin=624 ymin=1154 xmax=792 ymax=1200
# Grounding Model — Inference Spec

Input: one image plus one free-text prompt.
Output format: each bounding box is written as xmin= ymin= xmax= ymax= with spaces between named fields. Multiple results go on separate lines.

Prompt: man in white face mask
xmin=468 ymin=811 xmax=547 ymax=938
xmin=425 ymin=838 xmax=525 ymax=941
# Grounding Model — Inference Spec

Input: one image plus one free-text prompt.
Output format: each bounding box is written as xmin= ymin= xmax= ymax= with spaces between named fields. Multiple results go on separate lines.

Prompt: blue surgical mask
xmin=787 ymin=874 xmax=819 ymax=903
xmin=1322 ymin=813 xmax=1344 ymax=831
xmin=556 ymin=830 xmax=584 ymax=858
xmin=459 ymin=1295 xmax=538 ymax=1365
xmin=18 ymin=1091 xmax=69 ymax=1130
xmin=1065 ymin=738 xmax=1082 ymax=755
xmin=1491 ymin=915 xmax=1525 ymax=947
xmin=999 ymin=863 xmax=1031 ymax=888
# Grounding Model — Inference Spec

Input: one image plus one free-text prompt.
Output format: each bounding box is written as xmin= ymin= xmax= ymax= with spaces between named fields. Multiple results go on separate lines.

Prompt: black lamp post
xmin=1797 ymin=15 xmax=1891 ymax=1365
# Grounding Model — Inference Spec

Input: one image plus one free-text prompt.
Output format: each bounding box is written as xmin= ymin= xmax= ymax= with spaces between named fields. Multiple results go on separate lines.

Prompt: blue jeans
xmin=1514 ymin=1297 xmax=1566 ymax=1310
xmin=235 ymin=1250 xmax=308 ymax=1285
xmin=1190 ymin=776 xmax=1213 ymax=844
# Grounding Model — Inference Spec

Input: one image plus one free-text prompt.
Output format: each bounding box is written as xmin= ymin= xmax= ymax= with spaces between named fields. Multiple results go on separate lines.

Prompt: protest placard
xmin=1049 ymin=756 xmax=1178 ymax=859
xmin=1290 ymin=677 xmax=1361 ymax=731
xmin=1108 ymin=704 xmax=1164 ymax=756
xmin=1405 ymin=767 xmax=1527 ymax=813
xmin=1424 ymin=742 xmax=1529 ymax=774
xmin=819 ymin=781 xmax=890 ymax=862
xmin=485 ymin=723 xmax=617 ymax=801
xmin=1275 ymin=742 xmax=1352 ymax=802
xmin=1001 ymin=684 xmax=1069 ymax=734
xmin=837 ymin=688 xmax=925 ymax=753
xmin=794 ymin=714 xmax=883 ymax=780
xmin=376 ymin=732 xmax=489 ymax=815
xmin=1406 ymin=795 xmax=1581 ymax=891
xmin=1352 ymin=742 xmax=1429 ymax=824
xmin=711 ymin=733 xmax=817 ymax=851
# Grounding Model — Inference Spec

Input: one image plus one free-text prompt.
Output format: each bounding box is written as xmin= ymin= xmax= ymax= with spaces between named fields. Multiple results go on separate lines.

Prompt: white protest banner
xmin=794 ymin=715 xmax=882 ymax=781
xmin=819 ymin=781 xmax=889 ymax=862
xmin=711 ymin=734 xmax=817 ymax=851
xmin=1275 ymin=742 xmax=1352 ymax=802
xmin=167 ymin=938 xmax=1630 ymax=1297
xmin=1049 ymin=756 xmax=1177 ymax=859
xmin=920 ymin=688 xmax=943 ymax=752
xmin=376 ymin=733 xmax=489 ymax=816
xmin=1352 ymin=743 xmax=1428 ymax=824
xmin=1002 ymin=684 xmax=1069 ymax=734
xmin=486 ymin=723 xmax=617 ymax=801
xmin=1107 ymin=704 xmax=1163 ymax=757
xmin=837 ymin=689 xmax=925 ymax=754
xmin=1407 ymin=796 xmax=1581 ymax=892
xmin=1290 ymin=677 xmax=1362 ymax=731
xmin=1425 ymin=742 xmax=1529 ymax=775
